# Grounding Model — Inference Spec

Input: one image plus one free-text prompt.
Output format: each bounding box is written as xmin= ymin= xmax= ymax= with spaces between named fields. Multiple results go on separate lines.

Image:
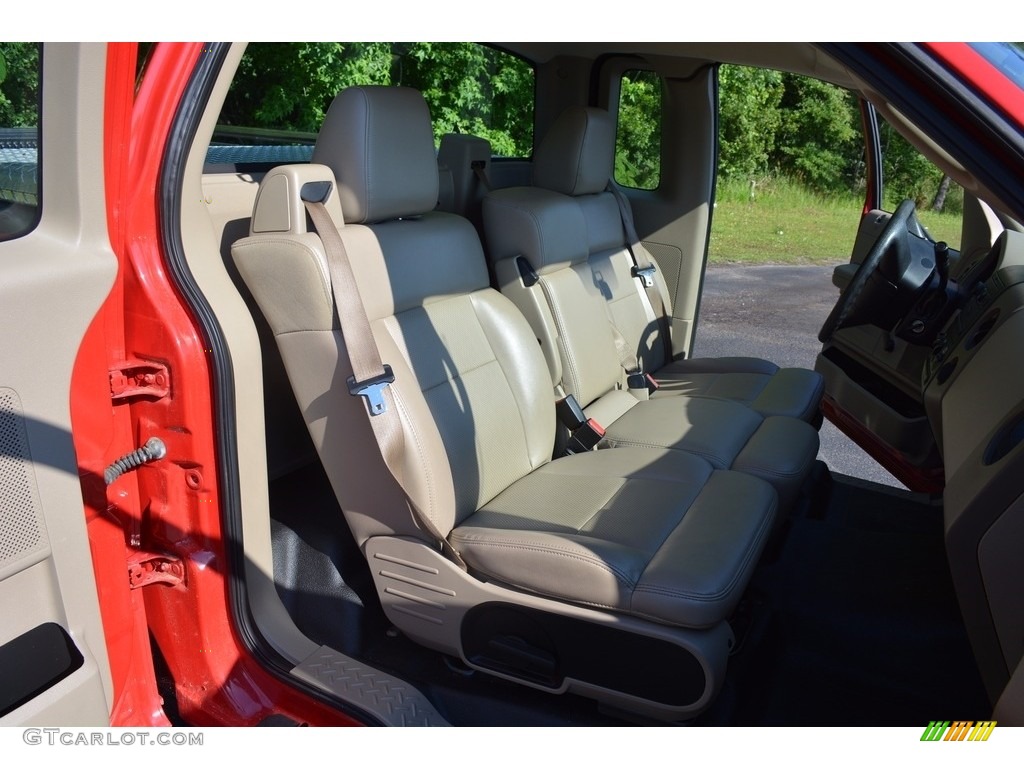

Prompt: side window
xmin=0 ymin=43 xmax=41 ymax=241
xmin=212 ymin=42 xmax=534 ymax=169
xmin=878 ymin=116 xmax=963 ymax=251
xmin=614 ymin=69 xmax=661 ymax=190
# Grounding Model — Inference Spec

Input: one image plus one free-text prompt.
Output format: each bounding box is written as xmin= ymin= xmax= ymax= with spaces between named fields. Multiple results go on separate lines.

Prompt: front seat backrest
xmin=235 ymin=87 xmax=559 ymax=545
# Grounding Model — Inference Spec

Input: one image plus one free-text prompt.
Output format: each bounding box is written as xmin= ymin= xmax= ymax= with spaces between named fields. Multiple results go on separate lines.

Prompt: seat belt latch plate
xmin=348 ymin=364 xmax=395 ymax=416
xmin=631 ymin=264 xmax=657 ymax=288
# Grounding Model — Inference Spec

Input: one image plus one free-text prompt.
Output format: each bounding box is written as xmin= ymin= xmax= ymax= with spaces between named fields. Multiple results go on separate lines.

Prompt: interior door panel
xmin=0 ymin=43 xmax=116 ymax=725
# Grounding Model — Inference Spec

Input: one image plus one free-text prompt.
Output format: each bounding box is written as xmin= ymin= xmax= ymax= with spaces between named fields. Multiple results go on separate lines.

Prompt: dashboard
xmin=815 ymin=221 xmax=1024 ymax=706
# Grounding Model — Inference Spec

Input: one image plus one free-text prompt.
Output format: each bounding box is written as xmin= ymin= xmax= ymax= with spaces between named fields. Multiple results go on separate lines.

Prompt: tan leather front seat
xmin=232 ymin=86 xmax=779 ymax=718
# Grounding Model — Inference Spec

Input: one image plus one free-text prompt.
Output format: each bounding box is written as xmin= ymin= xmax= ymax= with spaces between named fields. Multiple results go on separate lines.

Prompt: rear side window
xmin=212 ymin=42 xmax=534 ymax=169
xmin=0 ymin=43 xmax=41 ymax=241
xmin=615 ymin=69 xmax=662 ymax=190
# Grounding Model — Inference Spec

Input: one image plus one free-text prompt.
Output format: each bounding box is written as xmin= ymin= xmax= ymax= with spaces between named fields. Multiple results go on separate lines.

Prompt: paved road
xmin=693 ymin=263 xmax=905 ymax=489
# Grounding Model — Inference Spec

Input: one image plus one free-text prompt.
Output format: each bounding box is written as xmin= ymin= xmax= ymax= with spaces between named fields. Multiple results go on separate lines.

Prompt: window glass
xmin=971 ymin=42 xmax=1024 ymax=90
xmin=614 ymin=70 xmax=661 ymax=190
xmin=212 ymin=42 xmax=534 ymax=168
xmin=879 ymin=116 xmax=962 ymax=250
xmin=0 ymin=42 xmax=41 ymax=241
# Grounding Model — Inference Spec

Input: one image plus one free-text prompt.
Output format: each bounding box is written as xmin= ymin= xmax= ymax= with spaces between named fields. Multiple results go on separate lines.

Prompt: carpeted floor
xmin=709 ymin=472 xmax=990 ymax=725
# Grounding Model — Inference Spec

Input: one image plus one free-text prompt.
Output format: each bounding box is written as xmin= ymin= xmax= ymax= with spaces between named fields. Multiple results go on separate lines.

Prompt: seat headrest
xmin=312 ymin=86 xmax=439 ymax=224
xmin=533 ymin=106 xmax=615 ymax=197
xmin=437 ymin=133 xmax=492 ymax=217
xmin=483 ymin=187 xmax=588 ymax=274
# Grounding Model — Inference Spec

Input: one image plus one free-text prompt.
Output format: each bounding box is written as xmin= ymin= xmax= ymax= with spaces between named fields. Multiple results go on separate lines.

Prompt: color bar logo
xmin=920 ymin=721 xmax=997 ymax=741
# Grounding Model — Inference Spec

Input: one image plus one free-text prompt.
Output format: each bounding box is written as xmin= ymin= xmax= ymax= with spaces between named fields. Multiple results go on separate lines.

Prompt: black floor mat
xmin=709 ymin=473 xmax=990 ymax=725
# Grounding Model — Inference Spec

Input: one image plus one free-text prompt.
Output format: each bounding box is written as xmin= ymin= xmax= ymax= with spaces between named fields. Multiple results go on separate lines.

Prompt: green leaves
xmin=718 ymin=65 xmax=861 ymax=194
xmin=221 ymin=43 xmax=394 ymax=134
xmin=879 ymin=120 xmax=958 ymax=212
xmin=218 ymin=43 xmax=533 ymax=156
xmin=0 ymin=43 xmax=39 ymax=129
xmin=615 ymin=70 xmax=661 ymax=189
xmin=211 ymin=44 xmax=953 ymax=209
xmin=718 ymin=65 xmax=784 ymax=180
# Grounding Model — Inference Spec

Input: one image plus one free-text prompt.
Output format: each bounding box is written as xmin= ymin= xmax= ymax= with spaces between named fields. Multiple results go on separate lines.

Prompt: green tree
xmin=217 ymin=42 xmax=534 ymax=156
xmin=772 ymin=73 xmax=861 ymax=193
xmin=717 ymin=65 xmax=784 ymax=180
xmin=0 ymin=43 xmax=40 ymax=128
xmin=219 ymin=43 xmax=393 ymax=135
xmin=399 ymin=43 xmax=533 ymax=156
xmin=879 ymin=119 xmax=955 ymax=211
xmin=614 ymin=70 xmax=661 ymax=189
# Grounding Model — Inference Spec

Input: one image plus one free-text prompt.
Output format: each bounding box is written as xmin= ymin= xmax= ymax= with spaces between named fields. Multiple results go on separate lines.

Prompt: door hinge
xmin=110 ymin=359 xmax=170 ymax=401
xmin=127 ymin=551 xmax=186 ymax=590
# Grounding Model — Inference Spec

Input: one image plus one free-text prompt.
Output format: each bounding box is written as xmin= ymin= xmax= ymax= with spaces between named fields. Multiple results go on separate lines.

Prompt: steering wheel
xmin=819 ymin=199 xmax=921 ymax=343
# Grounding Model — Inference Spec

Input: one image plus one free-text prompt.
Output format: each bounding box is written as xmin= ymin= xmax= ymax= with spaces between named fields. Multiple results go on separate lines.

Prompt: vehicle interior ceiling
xmin=176 ymin=41 xmax=1024 ymax=725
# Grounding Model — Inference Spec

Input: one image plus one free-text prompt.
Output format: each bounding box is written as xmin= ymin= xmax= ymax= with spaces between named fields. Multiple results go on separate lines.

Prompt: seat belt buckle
xmin=556 ymin=395 xmax=605 ymax=453
xmin=555 ymin=394 xmax=587 ymax=431
xmin=566 ymin=418 xmax=606 ymax=454
xmin=347 ymin=364 xmax=395 ymax=416
xmin=631 ymin=264 xmax=657 ymax=288
xmin=626 ymin=370 xmax=660 ymax=394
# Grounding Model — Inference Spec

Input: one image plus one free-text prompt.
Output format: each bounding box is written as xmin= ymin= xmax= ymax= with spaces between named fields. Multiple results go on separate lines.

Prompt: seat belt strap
xmin=302 ymin=187 xmax=466 ymax=569
xmin=472 ymin=160 xmax=492 ymax=192
xmin=609 ymin=321 xmax=641 ymax=375
xmin=608 ymin=181 xmax=675 ymax=365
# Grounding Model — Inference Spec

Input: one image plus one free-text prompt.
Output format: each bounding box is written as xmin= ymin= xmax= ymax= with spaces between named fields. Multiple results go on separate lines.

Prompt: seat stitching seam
xmin=451 ymin=538 xmax=637 ymax=587
xmin=573 ymin=480 xmax=633 ymax=534
xmin=602 ymin=436 xmax=731 ymax=468
xmin=471 ymin=294 xmax=537 ymax=468
xmin=633 ymin=494 xmax=777 ymax=605
xmin=419 ymin=357 xmax=499 ymax=393
xmin=391 ymin=371 xmax=438 ymax=525
xmin=736 ymin=434 xmax=817 ymax=480
xmin=537 ymin=274 xmax=581 ymax=399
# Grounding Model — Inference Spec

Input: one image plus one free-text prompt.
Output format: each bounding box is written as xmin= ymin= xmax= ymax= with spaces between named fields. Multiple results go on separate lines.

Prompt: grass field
xmin=708 ymin=177 xmax=964 ymax=265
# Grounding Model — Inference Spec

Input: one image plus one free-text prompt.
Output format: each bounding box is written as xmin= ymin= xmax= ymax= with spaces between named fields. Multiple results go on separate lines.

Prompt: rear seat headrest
xmin=313 ymin=86 xmax=439 ymax=224
xmin=533 ymin=106 xmax=615 ymax=197
xmin=483 ymin=187 xmax=589 ymax=273
xmin=437 ymin=133 xmax=492 ymax=218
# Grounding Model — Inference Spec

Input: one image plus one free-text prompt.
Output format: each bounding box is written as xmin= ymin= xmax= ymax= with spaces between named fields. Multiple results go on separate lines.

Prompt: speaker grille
xmin=0 ymin=388 xmax=47 ymax=568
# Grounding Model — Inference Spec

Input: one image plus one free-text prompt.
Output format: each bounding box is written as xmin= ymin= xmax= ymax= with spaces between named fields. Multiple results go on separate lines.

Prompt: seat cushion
xmin=653 ymin=358 xmax=825 ymax=423
xmin=451 ymin=446 xmax=777 ymax=629
xmin=596 ymin=395 xmax=819 ymax=510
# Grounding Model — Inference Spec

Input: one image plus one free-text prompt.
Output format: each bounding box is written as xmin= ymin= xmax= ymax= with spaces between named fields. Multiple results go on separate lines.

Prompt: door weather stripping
xmin=104 ymin=437 xmax=167 ymax=485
